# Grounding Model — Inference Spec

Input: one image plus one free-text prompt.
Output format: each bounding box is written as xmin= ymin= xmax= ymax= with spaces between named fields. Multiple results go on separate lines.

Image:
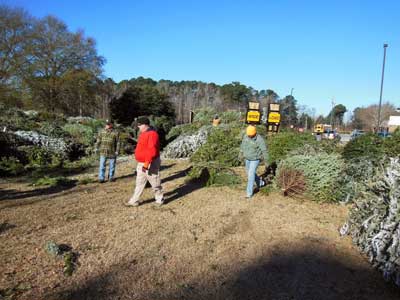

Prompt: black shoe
xmin=99 ymin=180 xmax=105 ymax=183
xmin=109 ymin=178 xmax=116 ymax=182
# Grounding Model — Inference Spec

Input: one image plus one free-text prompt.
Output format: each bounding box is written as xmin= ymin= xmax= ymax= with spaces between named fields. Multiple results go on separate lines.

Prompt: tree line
xmin=1 ymin=4 xmax=397 ymax=131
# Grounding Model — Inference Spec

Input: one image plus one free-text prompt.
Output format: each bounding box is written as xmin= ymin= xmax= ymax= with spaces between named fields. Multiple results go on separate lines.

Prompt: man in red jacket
xmin=126 ymin=116 xmax=164 ymax=206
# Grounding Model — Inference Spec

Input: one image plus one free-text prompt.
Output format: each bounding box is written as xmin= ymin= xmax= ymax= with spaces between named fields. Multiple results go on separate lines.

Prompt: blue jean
xmin=98 ymin=155 xmax=116 ymax=181
xmin=245 ymin=159 xmax=262 ymax=197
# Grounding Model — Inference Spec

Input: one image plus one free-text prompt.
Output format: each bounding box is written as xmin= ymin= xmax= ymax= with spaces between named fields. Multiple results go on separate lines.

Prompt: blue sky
xmin=2 ymin=0 xmax=400 ymax=116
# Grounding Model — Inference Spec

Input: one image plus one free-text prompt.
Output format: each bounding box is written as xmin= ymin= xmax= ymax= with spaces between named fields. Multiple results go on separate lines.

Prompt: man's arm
xmin=115 ymin=132 xmax=120 ymax=155
xmin=258 ymin=136 xmax=269 ymax=163
xmin=95 ymin=131 xmax=102 ymax=154
xmin=142 ymin=132 xmax=159 ymax=171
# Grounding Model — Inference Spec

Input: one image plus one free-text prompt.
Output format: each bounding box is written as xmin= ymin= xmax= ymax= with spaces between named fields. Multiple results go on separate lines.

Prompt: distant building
xmin=388 ymin=116 xmax=400 ymax=133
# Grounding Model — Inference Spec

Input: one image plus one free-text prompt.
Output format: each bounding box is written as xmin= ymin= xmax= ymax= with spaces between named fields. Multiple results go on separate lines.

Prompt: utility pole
xmin=377 ymin=43 xmax=388 ymax=131
xmin=289 ymin=88 xmax=294 ymax=128
xmin=330 ymin=98 xmax=335 ymax=127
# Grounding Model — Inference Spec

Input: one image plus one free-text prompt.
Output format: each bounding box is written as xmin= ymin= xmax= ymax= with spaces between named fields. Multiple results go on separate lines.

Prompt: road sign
xmin=246 ymin=110 xmax=261 ymax=123
xmin=268 ymin=112 xmax=281 ymax=123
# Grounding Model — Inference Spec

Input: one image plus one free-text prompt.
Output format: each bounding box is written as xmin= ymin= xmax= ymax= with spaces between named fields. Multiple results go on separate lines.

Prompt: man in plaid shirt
xmin=95 ymin=121 xmax=120 ymax=183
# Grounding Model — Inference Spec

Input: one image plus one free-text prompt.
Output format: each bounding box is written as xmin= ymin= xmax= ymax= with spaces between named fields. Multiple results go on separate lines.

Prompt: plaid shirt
xmin=95 ymin=129 xmax=120 ymax=158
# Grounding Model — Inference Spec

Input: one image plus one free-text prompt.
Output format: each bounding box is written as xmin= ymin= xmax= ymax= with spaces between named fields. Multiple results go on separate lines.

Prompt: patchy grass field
xmin=1 ymin=158 xmax=399 ymax=300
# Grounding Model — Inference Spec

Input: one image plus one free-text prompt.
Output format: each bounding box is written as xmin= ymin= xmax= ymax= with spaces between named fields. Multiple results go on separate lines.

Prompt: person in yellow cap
xmin=212 ymin=114 xmax=221 ymax=127
xmin=239 ymin=125 xmax=268 ymax=199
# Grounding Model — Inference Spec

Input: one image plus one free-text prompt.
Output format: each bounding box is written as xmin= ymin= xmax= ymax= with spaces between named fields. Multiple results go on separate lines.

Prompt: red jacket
xmin=134 ymin=128 xmax=160 ymax=164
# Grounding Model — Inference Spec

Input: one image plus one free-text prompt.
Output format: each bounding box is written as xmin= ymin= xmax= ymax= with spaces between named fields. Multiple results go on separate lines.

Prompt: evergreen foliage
xmin=267 ymin=132 xmax=316 ymax=164
xmin=343 ymin=158 xmax=400 ymax=287
xmin=342 ymin=133 xmax=384 ymax=163
xmin=166 ymin=123 xmax=201 ymax=141
xmin=0 ymin=157 xmax=24 ymax=176
xmin=189 ymin=126 xmax=242 ymax=186
xmin=277 ymin=153 xmax=345 ymax=202
xmin=276 ymin=166 xmax=306 ymax=197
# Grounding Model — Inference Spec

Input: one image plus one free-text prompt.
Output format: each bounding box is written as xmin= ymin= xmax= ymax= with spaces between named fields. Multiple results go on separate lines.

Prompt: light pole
xmin=377 ymin=43 xmax=388 ymax=131
xmin=288 ymin=88 xmax=294 ymax=128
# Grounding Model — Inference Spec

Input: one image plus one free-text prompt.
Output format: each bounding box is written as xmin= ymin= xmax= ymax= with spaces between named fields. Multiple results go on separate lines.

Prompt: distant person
xmin=240 ymin=125 xmax=268 ymax=199
xmin=126 ymin=116 xmax=164 ymax=207
xmin=95 ymin=121 xmax=120 ymax=183
xmin=212 ymin=114 xmax=221 ymax=127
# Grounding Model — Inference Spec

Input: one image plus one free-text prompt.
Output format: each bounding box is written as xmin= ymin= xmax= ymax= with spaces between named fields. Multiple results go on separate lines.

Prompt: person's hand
xmin=142 ymin=162 xmax=150 ymax=173
xmin=238 ymin=152 xmax=244 ymax=161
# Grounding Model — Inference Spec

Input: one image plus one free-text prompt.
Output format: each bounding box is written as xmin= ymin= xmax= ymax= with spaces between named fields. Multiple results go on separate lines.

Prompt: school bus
xmin=314 ymin=124 xmax=332 ymax=134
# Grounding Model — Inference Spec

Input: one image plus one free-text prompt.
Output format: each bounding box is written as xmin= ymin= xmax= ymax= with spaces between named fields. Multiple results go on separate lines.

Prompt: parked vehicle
xmin=314 ymin=124 xmax=332 ymax=134
xmin=350 ymin=130 xmax=365 ymax=139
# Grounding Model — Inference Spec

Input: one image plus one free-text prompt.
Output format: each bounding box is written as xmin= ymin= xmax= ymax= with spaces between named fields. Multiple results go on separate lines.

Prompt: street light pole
xmin=377 ymin=43 xmax=388 ymax=131
xmin=289 ymin=88 xmax=294 ymax=128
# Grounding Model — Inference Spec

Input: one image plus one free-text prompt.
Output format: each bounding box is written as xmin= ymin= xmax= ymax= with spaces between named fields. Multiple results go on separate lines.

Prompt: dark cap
xmin=137 ymin=116 xmax=150 ymax=126
xmin=106 ymin=120 xmax=113 ymax=126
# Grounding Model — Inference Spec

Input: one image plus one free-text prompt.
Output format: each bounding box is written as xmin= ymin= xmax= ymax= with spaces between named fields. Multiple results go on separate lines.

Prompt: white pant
xmin=129 ymin=157 xmax=163 ymax=204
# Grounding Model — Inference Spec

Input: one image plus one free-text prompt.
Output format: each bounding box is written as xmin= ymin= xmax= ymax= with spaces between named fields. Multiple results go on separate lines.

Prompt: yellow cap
xmin=246 ymin=125 xmax=257 ymax=137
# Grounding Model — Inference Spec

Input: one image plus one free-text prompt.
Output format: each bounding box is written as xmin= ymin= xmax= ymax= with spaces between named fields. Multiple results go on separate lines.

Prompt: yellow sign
xmin=246 ymin=110 xmax=261 ymax=122
xmin=268 ymin=112 xmax=281 ymax=123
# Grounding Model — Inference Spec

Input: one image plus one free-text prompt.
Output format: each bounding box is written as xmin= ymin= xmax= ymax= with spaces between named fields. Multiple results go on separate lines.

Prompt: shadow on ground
xmin=47 ymin=244 xmax=400 ymax=300
xmin=162 ymin=166 xmax=192 ymax=184
xmin=0 ymin=180 xmax=77 ymax=202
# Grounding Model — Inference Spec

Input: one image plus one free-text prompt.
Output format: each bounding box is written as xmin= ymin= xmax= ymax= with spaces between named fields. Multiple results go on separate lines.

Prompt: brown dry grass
xmin=0 ymin=158 xmax=399 ymax=300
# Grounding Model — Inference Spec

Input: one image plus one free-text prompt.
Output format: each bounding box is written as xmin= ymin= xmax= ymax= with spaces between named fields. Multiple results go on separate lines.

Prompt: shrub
xmin=32 ymin=176 xmax=73 ymax=187
xmin=166 ymin=123 xmax=200 ymax=141
xmin=343 ymin=158 xmax=400 ymax=287
xmin=382 ymin=130 xmax=400 ymax=158
xmin=0 ymin=106 xmax=38 ymax=131
xmin=0 ymin=157 xmax=24 ymax=176
xmin=63 ymin=123 xmax=96 ymax=146
xmin=189 ymin=126 xmax=242 ymax=186
xmin=319 ymin=138 xmax=343 ymax=154
xmin=276 ymin=166 xmax=306 ymax=197
xmin=267 ymin=132 xmax=317 ymax=164
xmin=39 ymin=122 xmax=68 ymax=138
xmin=220 ymin=110 xmax=242 ymax=124
xmin=342 ymin=133 xmax=384 ymax=163
xmin=192 ymin=107 xmax=217 ymax=125
xmin=23 ymin=146 xmax=53 ymax=167
xmin=277 ymin=153 xmax=345 ymax=202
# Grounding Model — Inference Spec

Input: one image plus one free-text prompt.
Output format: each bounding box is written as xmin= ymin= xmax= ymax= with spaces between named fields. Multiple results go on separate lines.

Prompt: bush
xmin=166 ymin=123 xmax=200 ymax=141
xmin=63 ymin=123 xmax=96 ymax=146
xmin=342 ymin=133 xmax=384 ymax=163
xmin=0 ymin=106 xmax=38 ymax=131
xmin=382 ymin=130 xmax=400 ymax=158
xmin=277 ymin=153 xmax=345 ymax=202
xmin=0 ymin=157 xmax=24 ymax=176
xmin=39 ymin=122 xmax=68 ymax=138
xmin=189 ymin=126 xmax=242 ymax=186
xmin=267 ymin=132 xmax=317 ymax=164
xmin=344 ymin=158 xmax=400 ymax=287
xmin=220 ymin=111 xmax=242 ymax=124
xmin=276 ymin=166 xmax=306 ymax=197
xmin=319 ymin=138 xmax=343 ymax=154
xmin=18 ymin=146 xmax=63 ymax=168
xmin=192 ymin=107 xmax=217 ymax=125
xmin=32 ymin=176 xmax=73 ymax=187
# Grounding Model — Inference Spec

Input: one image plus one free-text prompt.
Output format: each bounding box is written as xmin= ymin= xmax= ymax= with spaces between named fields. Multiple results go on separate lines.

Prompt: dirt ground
xmin=1 ymin=157 xmax=399 ymax=300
